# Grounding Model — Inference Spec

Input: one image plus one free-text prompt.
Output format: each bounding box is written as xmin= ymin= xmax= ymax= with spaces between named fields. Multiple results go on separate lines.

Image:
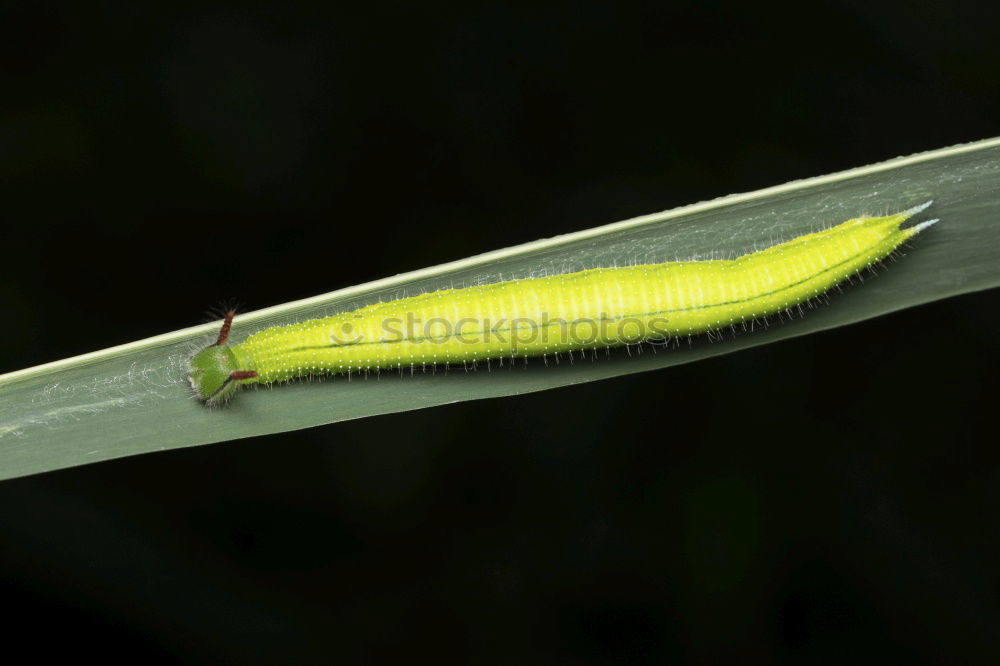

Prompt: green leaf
xmin=3 ymin=138 xmax=1000 ymax=481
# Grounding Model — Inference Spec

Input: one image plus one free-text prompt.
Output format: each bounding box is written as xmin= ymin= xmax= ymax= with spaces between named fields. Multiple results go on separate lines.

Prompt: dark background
xmin=1 ymin=1 xmax=998 ymax=663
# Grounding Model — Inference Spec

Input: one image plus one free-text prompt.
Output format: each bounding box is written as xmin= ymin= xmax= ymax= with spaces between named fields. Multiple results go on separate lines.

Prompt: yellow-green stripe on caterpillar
xmin=189 ymin=203 xmax=937 ymax=405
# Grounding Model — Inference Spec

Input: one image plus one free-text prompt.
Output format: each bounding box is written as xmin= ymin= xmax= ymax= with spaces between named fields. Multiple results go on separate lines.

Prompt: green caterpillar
xmin=189 ymin=203 xmax=936 ymax=405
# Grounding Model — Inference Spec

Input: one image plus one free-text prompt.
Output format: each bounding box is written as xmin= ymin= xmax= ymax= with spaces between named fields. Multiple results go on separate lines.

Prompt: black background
xmin=1 ymin=2 xmax=998 ymax=663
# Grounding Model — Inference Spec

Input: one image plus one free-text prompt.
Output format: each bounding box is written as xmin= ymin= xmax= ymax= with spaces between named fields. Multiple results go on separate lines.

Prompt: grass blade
xmin=2 ymin=137 xmax=999 ymax=480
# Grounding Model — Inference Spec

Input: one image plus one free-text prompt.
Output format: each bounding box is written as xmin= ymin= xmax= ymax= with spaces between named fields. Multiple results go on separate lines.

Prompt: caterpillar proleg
xmin=189 ymin=203 xmax=937 ymax=405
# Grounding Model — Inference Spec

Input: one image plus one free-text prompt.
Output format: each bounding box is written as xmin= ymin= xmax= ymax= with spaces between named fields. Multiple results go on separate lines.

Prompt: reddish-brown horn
xmin=230 ymin=371 xmax=258 ymax=381
xmin=216 ymin=310 xmax=235 ymax=346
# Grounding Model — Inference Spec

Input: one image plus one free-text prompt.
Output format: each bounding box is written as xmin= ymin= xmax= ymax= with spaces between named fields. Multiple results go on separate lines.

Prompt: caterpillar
xmin=189 ymin=203 xmax=937 ymax=405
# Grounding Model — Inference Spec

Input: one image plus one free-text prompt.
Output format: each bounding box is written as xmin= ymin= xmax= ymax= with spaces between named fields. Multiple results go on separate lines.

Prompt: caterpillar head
xmin=188 ymin=311 xmax=257 ymax=405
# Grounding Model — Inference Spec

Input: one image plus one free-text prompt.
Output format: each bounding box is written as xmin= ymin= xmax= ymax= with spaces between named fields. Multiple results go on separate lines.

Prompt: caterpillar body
xmin=189 ymin=204 xmax=937 ymax=405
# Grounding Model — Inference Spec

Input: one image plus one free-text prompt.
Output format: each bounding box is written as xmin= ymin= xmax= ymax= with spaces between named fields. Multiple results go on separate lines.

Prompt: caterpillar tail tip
xmin=908 ymin=218 xmax=939 ymax=234
xmin=875 ymin=200 xmax=935 ymax=231
xmin=902 ymin=200 xmax=934 ymax=216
